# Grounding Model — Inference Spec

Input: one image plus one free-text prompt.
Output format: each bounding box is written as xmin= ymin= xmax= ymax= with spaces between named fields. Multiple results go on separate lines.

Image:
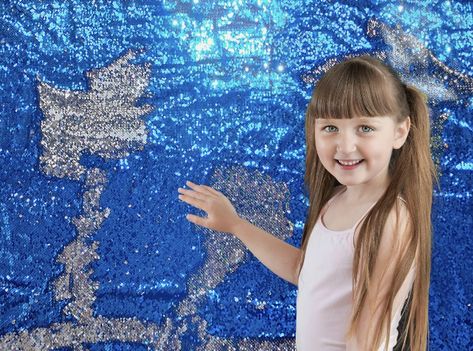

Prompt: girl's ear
xmin=393 ymin=117 xmax=411 ymax=149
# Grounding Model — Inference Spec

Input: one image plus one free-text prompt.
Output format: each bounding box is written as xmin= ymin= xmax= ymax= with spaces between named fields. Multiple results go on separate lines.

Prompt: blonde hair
xmin=298 ymin=55 xmax=438 ymax=350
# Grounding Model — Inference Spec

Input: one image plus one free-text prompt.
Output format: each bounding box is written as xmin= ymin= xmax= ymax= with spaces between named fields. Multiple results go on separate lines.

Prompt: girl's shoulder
xmin=385 ymin=194 xmax=412 ymax=252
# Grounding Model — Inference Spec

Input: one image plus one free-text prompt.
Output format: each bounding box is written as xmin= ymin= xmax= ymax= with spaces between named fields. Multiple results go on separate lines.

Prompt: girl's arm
xmin=178 ymin=180 xmax=301 ymax=286
xmin=230 ymin=217 xmax=301 ymax=286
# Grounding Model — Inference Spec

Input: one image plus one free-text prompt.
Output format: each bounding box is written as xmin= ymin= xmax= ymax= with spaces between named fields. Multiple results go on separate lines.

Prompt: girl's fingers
xmin=178 ymin=193 xmax=206 ymax=210
xmin=186 ymin=213 xmax=208 ymax=227
xmin=185 ymin=181 xmax=218 ymax=197
xmin=178 ymin=187 xmax=208 ymax=202
xmin=186 ymin=180 xmax=201 ymax=189
xmin=201 ymin=185 xmax=221 ymax=197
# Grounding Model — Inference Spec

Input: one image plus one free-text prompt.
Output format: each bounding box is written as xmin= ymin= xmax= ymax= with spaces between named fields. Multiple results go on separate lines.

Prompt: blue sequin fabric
xmin=0 ymin=1 xmax=471 ymax=350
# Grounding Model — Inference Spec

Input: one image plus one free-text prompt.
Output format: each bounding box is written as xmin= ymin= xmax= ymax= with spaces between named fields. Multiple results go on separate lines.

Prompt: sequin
xmin=1 ymin=1 xmax=472 ymax=350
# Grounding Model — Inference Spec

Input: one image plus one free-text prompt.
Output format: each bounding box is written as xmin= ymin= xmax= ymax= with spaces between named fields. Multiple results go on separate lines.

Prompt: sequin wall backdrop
xmin=0 ymin=1 xmax=472 ymax=350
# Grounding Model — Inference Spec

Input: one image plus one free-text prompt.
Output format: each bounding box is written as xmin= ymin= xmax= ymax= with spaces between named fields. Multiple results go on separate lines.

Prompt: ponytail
xmin=389 ymin=83 xmax=437 ymax=351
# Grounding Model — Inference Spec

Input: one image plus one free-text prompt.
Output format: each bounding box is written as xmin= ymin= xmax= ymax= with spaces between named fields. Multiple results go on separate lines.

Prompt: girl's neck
xmin=340 ymin=178 xmax=390 ymax=205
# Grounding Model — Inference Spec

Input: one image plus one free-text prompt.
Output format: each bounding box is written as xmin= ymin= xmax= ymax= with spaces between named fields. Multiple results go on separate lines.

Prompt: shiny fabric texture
xmin=0 ymin=1 xmax=471 ymax=350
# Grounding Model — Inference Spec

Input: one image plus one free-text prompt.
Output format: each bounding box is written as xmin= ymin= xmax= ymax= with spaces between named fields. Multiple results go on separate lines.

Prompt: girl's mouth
xmin=336 ymin=159 xmax=364 ymax=170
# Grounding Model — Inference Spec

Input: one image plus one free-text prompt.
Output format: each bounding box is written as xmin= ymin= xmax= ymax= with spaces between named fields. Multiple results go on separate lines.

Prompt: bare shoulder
xmin=382 ymin=197 xmax=412 ymax=253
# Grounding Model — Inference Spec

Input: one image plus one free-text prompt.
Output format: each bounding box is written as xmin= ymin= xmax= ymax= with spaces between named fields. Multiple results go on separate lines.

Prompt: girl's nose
xmin=336 ymin=134 xmax=357 ymax=154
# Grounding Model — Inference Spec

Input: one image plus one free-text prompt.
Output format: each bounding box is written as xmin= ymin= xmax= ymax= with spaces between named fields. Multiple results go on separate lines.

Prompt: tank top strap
xmin=351 ymin=200 xmax=377 ymax=230
xmin=352 ymin=194 xmax=406 ymax=230
xmin=397 ymin=195 xmax=406 ymax=204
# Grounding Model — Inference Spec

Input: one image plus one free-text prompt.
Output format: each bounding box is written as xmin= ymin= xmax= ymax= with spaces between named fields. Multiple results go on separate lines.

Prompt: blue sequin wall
xmin=0 ymin=1 xmax=472 ymax=350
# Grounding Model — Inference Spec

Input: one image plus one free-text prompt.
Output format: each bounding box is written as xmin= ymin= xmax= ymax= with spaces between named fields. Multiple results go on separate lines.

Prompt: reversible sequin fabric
xmin=0 ymin=1 xmax=471 ymax=350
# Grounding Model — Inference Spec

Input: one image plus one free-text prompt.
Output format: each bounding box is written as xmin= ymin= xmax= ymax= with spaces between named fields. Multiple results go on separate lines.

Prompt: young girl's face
xmin=314 ymin=116 xmax=410 ymax=188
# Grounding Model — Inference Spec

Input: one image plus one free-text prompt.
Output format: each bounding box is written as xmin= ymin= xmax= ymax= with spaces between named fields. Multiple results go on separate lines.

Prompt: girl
xmin=177 ymin=55 xmax=437 ymax=351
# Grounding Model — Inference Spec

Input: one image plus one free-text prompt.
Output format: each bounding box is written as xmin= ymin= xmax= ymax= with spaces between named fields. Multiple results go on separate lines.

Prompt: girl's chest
xmin=322 ymin=201 xmax=374 ymax=231
xmin=299 ymin=223 xmax=354 ymax=285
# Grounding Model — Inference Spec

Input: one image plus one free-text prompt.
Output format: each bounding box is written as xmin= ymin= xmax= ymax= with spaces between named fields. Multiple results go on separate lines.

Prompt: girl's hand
xmin=178 ymin=180 xmax=241 ymax=234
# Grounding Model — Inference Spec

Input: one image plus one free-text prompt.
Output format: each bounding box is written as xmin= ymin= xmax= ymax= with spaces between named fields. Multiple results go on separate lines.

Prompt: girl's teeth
xmin=338 ymin=160 xmax=362 ymax=166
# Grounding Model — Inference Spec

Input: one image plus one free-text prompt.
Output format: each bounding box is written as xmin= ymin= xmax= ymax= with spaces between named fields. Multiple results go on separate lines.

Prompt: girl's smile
xmin=336 ymin=159 xmax=364 ymax=170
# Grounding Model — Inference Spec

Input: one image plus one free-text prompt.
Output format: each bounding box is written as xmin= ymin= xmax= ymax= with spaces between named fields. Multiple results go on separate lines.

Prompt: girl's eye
xmin=323 ymin=125 xmax=338 ymax=133
xmin=360 ymin=125 xmax=374 ymax=133
xmin=321 ymin=125 xmax=373 ymax=133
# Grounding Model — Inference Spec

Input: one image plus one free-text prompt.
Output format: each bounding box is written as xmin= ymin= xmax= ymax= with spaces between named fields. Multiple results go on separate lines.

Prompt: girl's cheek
xmin=316 ymin=138 xmax=333 ymax=151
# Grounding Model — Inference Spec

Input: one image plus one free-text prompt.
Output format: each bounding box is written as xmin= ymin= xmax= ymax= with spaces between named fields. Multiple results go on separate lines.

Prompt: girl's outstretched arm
xmin=178 ymin=180 xmax=301 ymax=286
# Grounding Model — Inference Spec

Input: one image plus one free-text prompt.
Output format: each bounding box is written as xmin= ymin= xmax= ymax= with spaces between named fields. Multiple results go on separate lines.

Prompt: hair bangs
xmin=309 ymin=58 xmax=399 ymax=120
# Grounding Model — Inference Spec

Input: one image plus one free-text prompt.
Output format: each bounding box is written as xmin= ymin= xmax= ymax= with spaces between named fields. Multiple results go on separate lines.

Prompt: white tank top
xmin=296 ymin=187 xmax=415 ymax=350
